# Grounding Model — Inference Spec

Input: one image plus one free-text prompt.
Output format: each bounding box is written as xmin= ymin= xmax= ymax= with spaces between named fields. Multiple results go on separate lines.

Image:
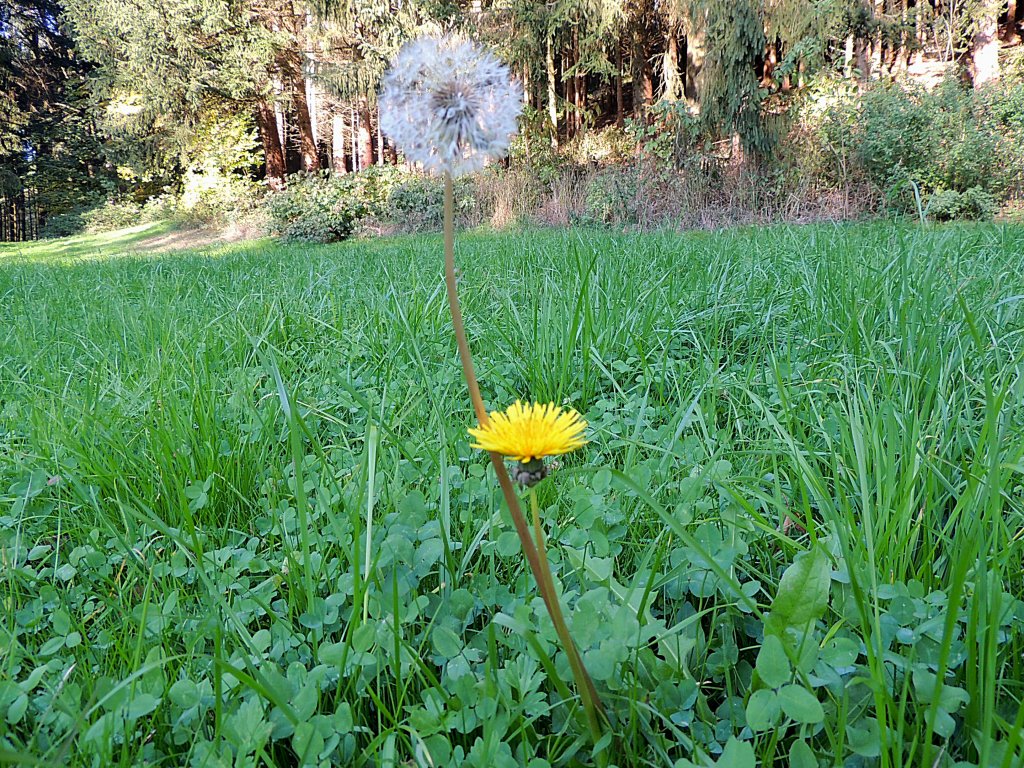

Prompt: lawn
xmin=1 ymin=222 xmax=1023 ymax=767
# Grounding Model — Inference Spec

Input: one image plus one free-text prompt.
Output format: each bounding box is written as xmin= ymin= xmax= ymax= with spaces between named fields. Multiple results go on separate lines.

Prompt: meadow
xmin=1 ymin=221 xmax=1023 ymax=767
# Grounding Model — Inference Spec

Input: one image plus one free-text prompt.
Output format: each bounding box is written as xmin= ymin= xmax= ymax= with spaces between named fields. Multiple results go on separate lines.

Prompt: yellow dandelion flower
xmin=468 ymin=400 xmax=588 ymax=463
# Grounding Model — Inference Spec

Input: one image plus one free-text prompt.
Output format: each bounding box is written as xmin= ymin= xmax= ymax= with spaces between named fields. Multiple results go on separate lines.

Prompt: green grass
xmin=1 ymin=222 xmax=1023 ymax=767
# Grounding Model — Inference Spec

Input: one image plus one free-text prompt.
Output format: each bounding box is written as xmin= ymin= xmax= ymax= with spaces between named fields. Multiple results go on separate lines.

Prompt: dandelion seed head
xmin=379 ymin=36 xmax=522 ymax=177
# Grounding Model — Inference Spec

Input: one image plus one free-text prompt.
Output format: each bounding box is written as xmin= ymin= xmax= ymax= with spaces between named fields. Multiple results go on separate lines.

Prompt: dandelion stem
xmin=442 ymin=172 xmax=607 ymax=750
xmin=443 ymin=174 xmax=488 ymax=426
xmin=530 ymin=488 xmax=606 ymax=747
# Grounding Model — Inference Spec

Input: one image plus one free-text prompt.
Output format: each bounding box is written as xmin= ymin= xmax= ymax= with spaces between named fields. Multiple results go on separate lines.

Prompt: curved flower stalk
xmin=380 ymin=36 xmax=607 ymax=749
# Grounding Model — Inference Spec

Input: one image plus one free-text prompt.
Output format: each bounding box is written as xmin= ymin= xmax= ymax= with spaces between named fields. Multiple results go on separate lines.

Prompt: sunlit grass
xmin=1 ymin=222 xmax=1022 ymax=767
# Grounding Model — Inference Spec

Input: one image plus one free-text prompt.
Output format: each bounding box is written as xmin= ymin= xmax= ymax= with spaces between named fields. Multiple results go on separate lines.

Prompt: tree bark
xmin=574 ymin=29 xmax=586 ymax=132
xmin=351 ymin=104 xmax=358 ymax=171
xmin=358 ymin=97 xmax=374 ymax=169
xmin=972 ymin=0 xmax=1001 ymax=85
xmin=285 ymin=58 xmax=320 ymax=172
xmin=871 ymin=0 xmax=884 ymax=74
xmin=1003 ymin=0 xmax=1019 ymax=42
xmin=546 ymin=36 xmax=558 ymax=147
xmin=855 ymin=1 xmax=873 ymax=84
xmin=762 ymin=39 xmax=778 ymax=88
xmin=332 ymin=113 xmax=347 ymax=174
xmin=565 ymin=52 xmax=576 ymax=138
xmin=632 ymin=32 xmax=652 ymax=118
xmin=615 ymin=37 xmax=625 ymax=128
xmin=256 ymin=99 xmax=287 ymax=190
xmin=664 ymin=22 xmax=683 ymax=100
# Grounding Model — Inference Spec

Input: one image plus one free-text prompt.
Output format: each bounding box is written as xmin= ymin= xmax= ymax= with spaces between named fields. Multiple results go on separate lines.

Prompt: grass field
xmin=1 ymin=222 xmax=1023 ymax=767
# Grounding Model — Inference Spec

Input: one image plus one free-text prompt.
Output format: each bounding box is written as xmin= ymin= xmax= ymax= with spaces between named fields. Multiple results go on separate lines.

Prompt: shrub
xmin=824 ymin=76 xmax=1024 ymax=208
xmin=265 ymin=167 xmax=403 ymax=243
xmin=583 ymin=166 xmax=642 ymax=225
xmin=40 ymin=210 xmax=86 ymax=239
xmin=469 ymin=167 xmax=544 ymax=229
xmin=927 ymin=187 xmax=997 ymax=221
xmin=175 ymin=172 xmax=262 ymax=227
xmin=386 ymin=173 xmax=475 ymax=231
xmin=79 ymin=198 xmax=144 ymax=233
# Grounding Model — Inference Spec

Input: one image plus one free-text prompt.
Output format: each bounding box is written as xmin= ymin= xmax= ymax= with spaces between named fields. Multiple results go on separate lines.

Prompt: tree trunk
xmin=574 ymin=31 xmax=586 ymax=132
xmin=286 ymin=59 xmax=320 ymax=172
xmin=632 ymin=33 xmax=651 ymax=118
xmin=871 ymin=0 xmax=884 ymax=74
xmin=306 ymin=65 xmax=319 ymax=145
xmin=351 ymin=104 xmax=358 ymax=171
xmin=565 ymin=53 xmax=576 ymax=139
xmin=256 ymin=100 xmax=287 ymax=190
xmin=546 ymin=36 xmax=558 ymax=147
xmin=972 ymin=0 xmax=1001 ymax=85
xmin=377 ymin=106 xmax=384 ymax=165
xmin=332 ymin=113 xmax=347 ymax=174
xmin=762 ymin=39 xmax=778 ymax=87
xmin=915 ymin=0 xmax=926 ymax=65
xmin=615 ymin=37 xmax=625 ymax=128
xmin=1004 ymin=0 xmax=1019 ymax=42
xmin=855 ymin=1 xmax=873 ymax=84
xmin=664 ymin=22 xmax=683 ymax=100
xmin=358 ymin=97 xmax=374 ymax=169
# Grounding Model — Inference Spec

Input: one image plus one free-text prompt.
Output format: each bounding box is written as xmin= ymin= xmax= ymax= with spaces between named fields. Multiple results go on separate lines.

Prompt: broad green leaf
xmin=778 ymin=684 xmax=824 ymax=724
xmin=820 ymin=636 xmax=859 ymax=668
xmin=319 ymin=641 xmax=346 ymax=665
xmin=788 ymin=739 xmax=817 ymax=768
xmin=432 ymin=626 xmax=463 ymax=659
xmin=717 ymin=737 xmax=755 ymax=768
xmin=496 ymin=531 xmax=521 ymax=557
xmin=7 ymin=693 xmax=28 ymax=725
xmin=767 ymin=547 xmax=831 ymax=635
xmin=745 ymin=689 xmax=780 ymax=731
xmin=168 ymin=679 xmax=200 ymax=709
xmin=125 ymin=693 xmax=160 ymax=720
xmin=756 ymin=634 xmax=791 ymax=688
xmin=292 ymin=721 xmax=325 ymax=766
xmin=847 ymin=719 xmax=881 ymax=757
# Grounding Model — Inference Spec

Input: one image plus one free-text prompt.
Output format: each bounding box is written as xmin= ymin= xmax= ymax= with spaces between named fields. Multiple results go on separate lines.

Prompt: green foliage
xmin=927 ymin=186 xmax=997 ymax=221
xmin=3 ymin=222 xmax=1023 ymax=765
xmin=582 ymin=166 xmax=643 ymax=225
xmin=701 ymin=0 xmax=773 ymax=155
xmin=79 ymin=198 xmax=150 ymax=233
xmin=839 ymin=77 xmax=1024 ymax=202
xmin=386 ymin=174 xmax=476 ymax=231
xmin=38 ymin=210 xmax=86 ymax=239
xmin=266 ymin=167 xmax=403 ymax=242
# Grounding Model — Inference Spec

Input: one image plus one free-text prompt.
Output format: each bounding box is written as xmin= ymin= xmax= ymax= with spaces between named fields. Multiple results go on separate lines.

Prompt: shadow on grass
xmin=0 ymin=220 xmax=277 ymax=266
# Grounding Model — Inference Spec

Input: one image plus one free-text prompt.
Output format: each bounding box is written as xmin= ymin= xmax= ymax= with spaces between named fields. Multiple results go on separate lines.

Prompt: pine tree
xmin=700 ymin=0 xmax=771 ymax=157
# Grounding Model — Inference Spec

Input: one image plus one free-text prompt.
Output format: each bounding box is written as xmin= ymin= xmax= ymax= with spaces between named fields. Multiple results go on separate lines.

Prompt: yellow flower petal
xmin=468 ymin=400 xmax=588 ymax=462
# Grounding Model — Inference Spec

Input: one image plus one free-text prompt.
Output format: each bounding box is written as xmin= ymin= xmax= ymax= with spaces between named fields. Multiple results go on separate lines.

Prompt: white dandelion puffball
xmin=379 ymin=36 xmax=522 ymax=177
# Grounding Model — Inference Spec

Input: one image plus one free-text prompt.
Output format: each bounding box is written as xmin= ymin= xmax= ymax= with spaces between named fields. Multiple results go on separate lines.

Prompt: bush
xmin=927 ymin=186 xmax=997 ymax=221
xmin=265 ymin=167 xmax=403 ymax=243
xmin=468 ymin=167 xmax=544 ymax=229
xmin=175 ymin=172 xmax=262 ymax=227
xmin=40 ymin=210 xmax=86 ymax=238
xmin=80 ymin=198 xmax=144 ymax=233
xmin=822 ymin=76 xmax=1024 ymax=208
xmin=386 ymin=174 xmax=475 ymax=231
xmin=583 ymin=166 xmax=642 ymax=225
